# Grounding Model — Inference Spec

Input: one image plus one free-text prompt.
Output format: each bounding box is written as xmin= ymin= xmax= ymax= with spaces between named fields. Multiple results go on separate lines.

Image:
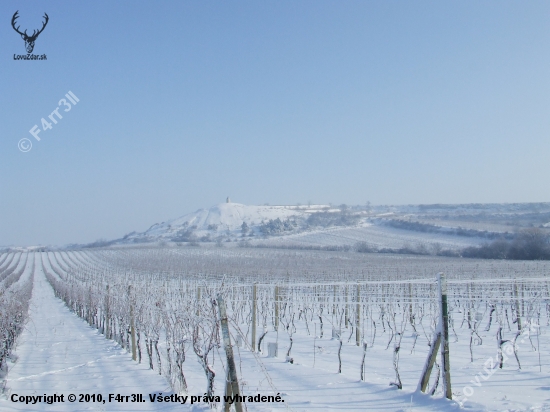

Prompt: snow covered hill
xmin=119 ymin=202 xmax=339 ymax=244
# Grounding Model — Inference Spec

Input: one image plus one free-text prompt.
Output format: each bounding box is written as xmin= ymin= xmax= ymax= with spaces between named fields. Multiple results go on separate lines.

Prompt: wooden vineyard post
xmin=332 ymin=284 xmax=336 ymax=315
xmin=345 ymin=284 xmax=349 ymax=328
xmin=521 ymin=282 xmax=525 ymax=321
xmin=418 ymin=331 xmax=441 ymax=393
xmin=252 ymin=282 xmax=257 ymax=351
xmin=418 ymin=273 xmax=452 ymax=399
xmin=129 ymin=285 xmax=137 ymax=361
xmin=408 ymin=282 xmax=413 ymax=326
xmin=217 ymin=294 xmax=244 ymax=412
xmin=356 ymin=282 xmax=361 ymax=346
xmin=196 ymin=286 xmax=201 ymax=316
xmin=467 ymin=283 xmax=472 ymax=325
xmin=274 ymin=285 xmax=279 ymax=332
xmin=104 ymin=284 xmax=110 ymax=339
xmin=439 ymin=273 xmax=452 ymax=400
xmin=88 ymin=285 xmax=93 ymax=326
xmin=514 ymin=281 xmax=522 ymax=331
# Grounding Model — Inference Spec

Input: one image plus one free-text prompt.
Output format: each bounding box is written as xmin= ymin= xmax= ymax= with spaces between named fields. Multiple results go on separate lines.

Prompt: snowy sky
xmin=1 ymin=1 xmax=549 ymax=246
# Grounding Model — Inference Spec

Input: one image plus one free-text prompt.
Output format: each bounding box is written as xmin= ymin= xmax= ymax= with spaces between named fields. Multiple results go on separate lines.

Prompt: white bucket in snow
xmin=268 ymin=342 xmax=278 ymax=358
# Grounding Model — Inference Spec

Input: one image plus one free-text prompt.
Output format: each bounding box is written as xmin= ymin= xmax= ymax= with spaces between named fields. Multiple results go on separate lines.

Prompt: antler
xmin=11 ymin=11 xmax=27 ymax=37
xmin=30 ymin=13 xmax=49 ymax=39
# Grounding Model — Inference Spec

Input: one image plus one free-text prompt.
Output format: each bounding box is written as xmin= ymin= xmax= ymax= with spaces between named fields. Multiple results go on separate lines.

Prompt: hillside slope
xmin=120 ymin=203 xmax=336 ymax=244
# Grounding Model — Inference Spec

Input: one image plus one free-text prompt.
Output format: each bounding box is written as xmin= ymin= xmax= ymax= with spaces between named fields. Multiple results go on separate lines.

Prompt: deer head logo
xmin=11 ymin=11 xmax=49 ymax=54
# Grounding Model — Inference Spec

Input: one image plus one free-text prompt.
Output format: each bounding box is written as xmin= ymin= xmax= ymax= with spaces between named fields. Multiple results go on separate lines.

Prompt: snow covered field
xmin=2 ymin=249 xmax=550 ymax=411
xmin=251 ymin=223 xmax=486 ymax=251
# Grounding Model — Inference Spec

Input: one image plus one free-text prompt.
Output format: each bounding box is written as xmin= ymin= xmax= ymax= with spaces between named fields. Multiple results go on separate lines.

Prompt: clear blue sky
xmin=1 ymin=1 xmax=549 ymax=246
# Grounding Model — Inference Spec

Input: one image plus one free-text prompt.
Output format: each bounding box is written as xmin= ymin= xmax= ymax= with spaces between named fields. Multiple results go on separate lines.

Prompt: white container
xmin=268 ymin=342 xmax=278 ymax=358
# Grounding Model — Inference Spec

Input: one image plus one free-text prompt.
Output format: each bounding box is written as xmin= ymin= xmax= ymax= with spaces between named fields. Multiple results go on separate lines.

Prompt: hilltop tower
xmin=226 ymin=197 xmax=231 ymax=203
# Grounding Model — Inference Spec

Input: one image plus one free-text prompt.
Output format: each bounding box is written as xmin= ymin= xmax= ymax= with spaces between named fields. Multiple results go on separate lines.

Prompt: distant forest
xmin=461 ymin=228 xmax=550 ymax=260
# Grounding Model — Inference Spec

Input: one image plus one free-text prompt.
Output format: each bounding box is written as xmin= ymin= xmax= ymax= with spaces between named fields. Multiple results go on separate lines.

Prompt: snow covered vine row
xmin=42 ymin=251 xmax=226 ymax=398
xmin=0 ymin=253 xmax=34 ymax=378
